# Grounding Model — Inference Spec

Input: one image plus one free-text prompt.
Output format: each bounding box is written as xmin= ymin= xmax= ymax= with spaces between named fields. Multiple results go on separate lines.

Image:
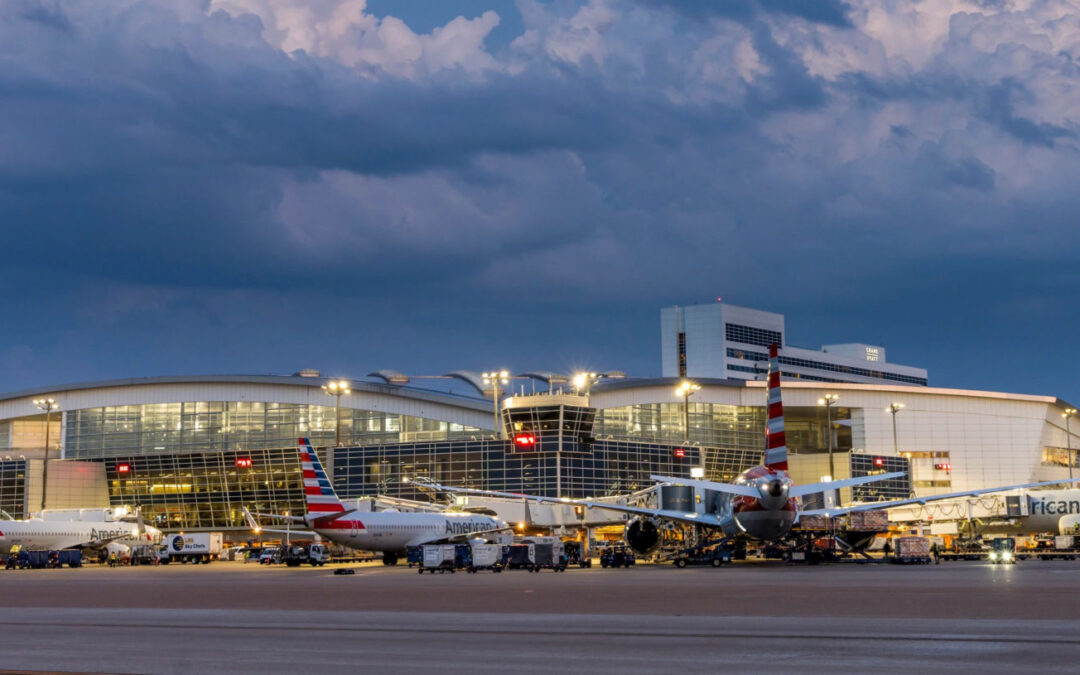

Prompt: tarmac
xmin=1 ymin=559 xmax=1079 ymax=673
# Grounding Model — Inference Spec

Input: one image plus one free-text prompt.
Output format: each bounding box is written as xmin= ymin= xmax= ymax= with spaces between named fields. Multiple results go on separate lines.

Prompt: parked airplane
xmin=244 ymin=439 xmax=510 ymax=565
xmin=0 ymin=514 xmax=155 ymax=554
xmin=419 ymin=343 xmax=1073 ymax=554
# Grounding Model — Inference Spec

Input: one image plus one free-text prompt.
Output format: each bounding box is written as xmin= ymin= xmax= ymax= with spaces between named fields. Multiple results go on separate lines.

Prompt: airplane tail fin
xmin=763 ymin=343 xmax=788 ymax=471
xmin=299 ymin=438 xmax=345 ymax=514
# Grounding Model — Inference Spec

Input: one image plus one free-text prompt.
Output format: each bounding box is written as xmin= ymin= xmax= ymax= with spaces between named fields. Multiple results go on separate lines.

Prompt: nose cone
xmin=766 ymin=479 xmax=785 ymax=497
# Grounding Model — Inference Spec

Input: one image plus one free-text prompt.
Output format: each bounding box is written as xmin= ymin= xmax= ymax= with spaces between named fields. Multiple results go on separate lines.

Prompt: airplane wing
xmin=798 ymin=478 xmax=1077 ymax=518
xmin=788 ymin=472 xmax=907 ymax=498
xmin=241 ymin=507 xmax=317 ymax=537
xmin=415 ymin=482 xmax=723 ymax=528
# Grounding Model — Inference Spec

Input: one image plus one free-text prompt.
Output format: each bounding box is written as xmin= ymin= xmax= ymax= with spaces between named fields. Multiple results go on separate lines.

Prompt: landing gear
xmin=382 ymin=551 xmax=399 ymax=566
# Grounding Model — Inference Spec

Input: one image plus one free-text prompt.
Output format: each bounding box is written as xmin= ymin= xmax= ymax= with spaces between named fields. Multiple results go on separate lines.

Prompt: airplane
xmin=0 ymin=512 xmax=156 ymax=555
xmin=417 ymin=343 xmax=1074 ymax=555
xmin=243 ymin=438 xmax=511 ymax=565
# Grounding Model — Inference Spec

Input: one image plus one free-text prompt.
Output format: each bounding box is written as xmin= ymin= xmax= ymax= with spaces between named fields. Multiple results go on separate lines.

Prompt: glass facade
xmin=594 ymin=403 xmax=852 ymax=455
xmin=0 ymin=459 xmax=27 ymax=519
xmin=103 ymin=448 xmax=306 ymax=530
xmin=850 ymin=454 xmax=912 ymax=501
xmin=334 ymin=439 xmax=761 ymax=500
xmin=65 ymin=402 xmax=481 ymax=459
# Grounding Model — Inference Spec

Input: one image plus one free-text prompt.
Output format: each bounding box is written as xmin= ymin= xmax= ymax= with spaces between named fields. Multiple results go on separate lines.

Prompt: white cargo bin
xmin=469 ymin=543 xmax=502 ymax=571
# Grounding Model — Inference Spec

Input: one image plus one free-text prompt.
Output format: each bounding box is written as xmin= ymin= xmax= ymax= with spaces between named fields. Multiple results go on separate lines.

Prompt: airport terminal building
xmin=0 ymin=370 xmax=1075 ymax=534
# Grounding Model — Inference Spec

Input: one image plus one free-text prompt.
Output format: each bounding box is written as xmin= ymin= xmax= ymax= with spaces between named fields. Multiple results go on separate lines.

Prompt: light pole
xmin=572 ymin=372 xmax=599 ymax=396
xmin=676 ymin=380 xmax=701 ymax=444
xmin=321 ymin=380 xmax=351 ymax=447
xmin=33 ymin=397 xmax=59 ymax=512
xmin=482 ymin=370 xmax=510 ymax=439
xmin=1064 ymin=408 xmax=1077 ymax=486
xmin=888 ymin=402 xmax=905 ymax=456
xmin=818 ymin=394 xmax=839 ymax=481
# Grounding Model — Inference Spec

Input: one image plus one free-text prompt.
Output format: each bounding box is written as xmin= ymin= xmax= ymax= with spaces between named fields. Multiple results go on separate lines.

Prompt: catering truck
xmin=158 ymin=533 xmax=223 ymax=564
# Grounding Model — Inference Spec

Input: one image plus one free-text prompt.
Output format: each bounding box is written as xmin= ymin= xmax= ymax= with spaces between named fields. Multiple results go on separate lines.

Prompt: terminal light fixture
xmin=321 ymin=380 xmax=351 ymax=447
xmin=482 ymin=371 xmax=510 ymax=439
xmin=33 ymin=397 xmax=60 ymax=512
xmin=572 ymin=372 xmax=599 ymax=396
xmin=675 ymin=380 xmax=701 ymax=444
xmin=1064 ymin=408 xmax=1077 ymax=486
xmin=818 ymin=394 xmax=840 ymax=487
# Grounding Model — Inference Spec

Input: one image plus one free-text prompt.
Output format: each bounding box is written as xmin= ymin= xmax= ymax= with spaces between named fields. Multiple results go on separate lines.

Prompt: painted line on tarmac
xmin=0 ymin=620 xmax=1076 ymax=647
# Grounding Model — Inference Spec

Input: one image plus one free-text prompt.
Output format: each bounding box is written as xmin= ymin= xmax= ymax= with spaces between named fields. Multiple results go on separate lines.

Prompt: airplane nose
xmin=766 ymin=479 xmax=785 ymax=497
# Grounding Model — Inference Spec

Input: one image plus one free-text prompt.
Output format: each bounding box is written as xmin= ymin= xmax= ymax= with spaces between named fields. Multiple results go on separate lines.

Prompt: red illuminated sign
xmin=873 ymin=457 xmax=885 ymax=467
xmin=513 ymin=434 xmax=536 ymax=448
xmin=674 ymin=448 xmax=686 ymax=458
xmin=236 ymin=458 xmax=253 ymax=468
xmin=117 ymin=463 xmax=131 ymax=473
xmin=935 ymin=463 xmax=952 ymax=471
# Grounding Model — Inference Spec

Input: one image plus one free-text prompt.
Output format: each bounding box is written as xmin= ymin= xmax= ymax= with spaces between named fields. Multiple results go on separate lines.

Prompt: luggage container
xmin=848 ymin=511 xmax=889 ymax=531
xmin=529 ymin=541 xmax=567 ymax=572
xmin=468 ymin=543 xmax=504 ymax=573
xmin=890 ymin=536 xmax=932 ymax=564
xmin=418 ymin=545 xmax=456 ymax=574
xmin=507 ymin=543 xmax=535 ymax=569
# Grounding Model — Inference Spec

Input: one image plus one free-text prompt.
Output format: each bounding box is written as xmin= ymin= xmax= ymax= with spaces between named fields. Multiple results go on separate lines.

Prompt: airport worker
xmin=882 ymin=539 xmax=892 ymax=560
xmin=931 ymin=542 xmax=940 ymax=564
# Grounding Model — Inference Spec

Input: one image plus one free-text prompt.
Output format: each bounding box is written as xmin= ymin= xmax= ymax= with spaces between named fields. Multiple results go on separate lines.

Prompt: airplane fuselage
xmin=309 ymin=511 xmax=504 ymax=552
xmin=716 ymin=466 xmax=798 ymax=541
xmin=0 ymin=519 xmax=146 ymax=554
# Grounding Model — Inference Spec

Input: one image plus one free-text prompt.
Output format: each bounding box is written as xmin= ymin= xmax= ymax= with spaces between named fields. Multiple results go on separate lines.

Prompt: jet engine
xmin=623 ymin=517 xmax=662 ymax=555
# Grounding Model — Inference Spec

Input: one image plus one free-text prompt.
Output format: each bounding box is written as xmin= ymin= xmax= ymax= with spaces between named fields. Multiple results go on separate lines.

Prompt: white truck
xmin=159 ymin=533 xmax=223 ymax=564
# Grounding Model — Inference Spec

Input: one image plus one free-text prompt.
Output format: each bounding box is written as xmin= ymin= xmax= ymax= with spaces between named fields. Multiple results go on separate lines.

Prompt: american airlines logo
xmin=445 ymin=520 xmax=491 ymax=535
xmin=1030 ymin=497 xmax=1080 ymax=516
xmin=89 ymin=528 xmax=133 ymax=542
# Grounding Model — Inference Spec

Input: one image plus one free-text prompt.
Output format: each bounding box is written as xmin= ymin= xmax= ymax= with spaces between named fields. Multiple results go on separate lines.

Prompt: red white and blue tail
xmin=763 ymin=343 xmax=788 ymax=471
xmin=299 ymin=438 xmax=345 ymax=514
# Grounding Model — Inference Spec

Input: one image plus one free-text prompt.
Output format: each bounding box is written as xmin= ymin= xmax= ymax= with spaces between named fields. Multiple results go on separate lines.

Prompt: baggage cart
xmin=418 ymin=545 xmax=456 ymax=574
xmin=468 ymin=543 xmax=504 ymax=572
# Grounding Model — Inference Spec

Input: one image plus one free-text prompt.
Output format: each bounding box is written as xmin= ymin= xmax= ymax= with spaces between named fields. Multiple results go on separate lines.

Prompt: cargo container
xmin=529 ymin=541 xmax=566 ymax=572
xmin=507 ymin=543 xmax=535 ymax=569
xmin=848 ymin=511 xmax=889 ymax=531
xmin=418 ymin=545 xmax=456 ymax=574
xmin=1055 ymin=535 xmax=1075 ymax=550
xmin=467 ymin=543 xmax=504 ymax=572
xmin=890 ymin=536 xmax=932 ymax=564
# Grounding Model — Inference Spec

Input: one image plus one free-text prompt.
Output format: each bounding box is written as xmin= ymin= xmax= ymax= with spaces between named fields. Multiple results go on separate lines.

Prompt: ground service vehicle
xmin=673 ymin=545 xmax=731 ymax=568
xmin=989 ymin=537 xmax=1016 ymax=564
xmin=158 ymin=533 xmax=223 ymax=564
xmin=406 ymin=546 xmax=423 ymax=567
xmin=600 ymin=545 xmax=635 ymax=568
xmin=419 ymin=545 xmax=456 ymax=574
xmin=890 ymin=536 xmax=932 ymax=564
xmin=283 ymin=543 xmax=329 ymax=567
xmin=468 ymin=543 xmax=504 ymax=572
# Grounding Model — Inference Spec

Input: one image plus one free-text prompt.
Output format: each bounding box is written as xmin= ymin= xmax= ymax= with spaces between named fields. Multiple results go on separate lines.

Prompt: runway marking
xmin=0 ymin=620 xmax=1076 ymax=647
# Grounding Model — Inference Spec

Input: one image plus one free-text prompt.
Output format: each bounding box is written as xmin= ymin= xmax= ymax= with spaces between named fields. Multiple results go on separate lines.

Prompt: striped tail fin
xmin=763 ymin=343 xmax=788 ymax=471
xmin=299 ymin=438 xmax=345 ymax=513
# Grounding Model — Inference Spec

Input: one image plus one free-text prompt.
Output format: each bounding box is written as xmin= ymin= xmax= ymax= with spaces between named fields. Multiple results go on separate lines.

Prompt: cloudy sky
xmin=2 ymin=0 xmax=1078 ymax=403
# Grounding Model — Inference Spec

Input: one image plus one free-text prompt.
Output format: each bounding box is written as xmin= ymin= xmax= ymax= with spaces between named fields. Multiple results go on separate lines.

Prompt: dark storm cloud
xmin=646 ymin=0 xmax=853 ymax=27
xmin=0 ymin=0 xmax=1078 ymax=404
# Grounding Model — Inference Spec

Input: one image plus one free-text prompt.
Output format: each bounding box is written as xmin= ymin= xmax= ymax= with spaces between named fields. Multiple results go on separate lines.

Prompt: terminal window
xmin=724 ymin=323 xmax=782 ymax=349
